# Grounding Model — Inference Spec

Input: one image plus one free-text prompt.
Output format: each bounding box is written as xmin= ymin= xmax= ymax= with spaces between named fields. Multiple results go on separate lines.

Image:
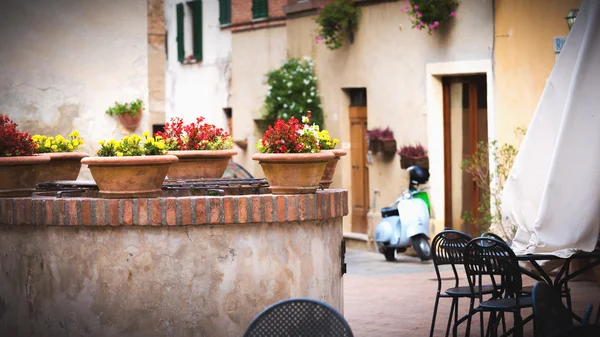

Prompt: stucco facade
xmin=283 ymin=0 xmax=494 ymax=233
xmin=164 ymin=0 xmax=232 ymax=129
xmin=494 ymin=0 xmax=583 ymax=146
xmin=0 ymin=0 xmax=150 ymax=180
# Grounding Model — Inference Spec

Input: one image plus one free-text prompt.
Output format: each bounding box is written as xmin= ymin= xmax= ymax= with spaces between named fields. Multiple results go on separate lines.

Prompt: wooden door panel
xmin=349 ymin=106 xmax=368 ymax=233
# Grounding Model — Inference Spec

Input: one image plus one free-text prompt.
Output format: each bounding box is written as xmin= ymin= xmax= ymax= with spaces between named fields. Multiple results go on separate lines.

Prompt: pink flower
xmin=414 ymin=5 xmax=419 ymax=9
xmin=315 ymin=36 xmax=323 ymax=44
xmin=319 ymin=5 xmax=324 ymax=9
xmin=404 ymin=6 xmax=410 ymax=11
xmin=417 ymin=12 xmax=422 ymax=18
xmin=434 ymin=21 xmax=440 ymax=26
xmin=429 ymin=24 xmax=435 ymax=29
xmin=450 ymin=11 xmax=456 ymax=17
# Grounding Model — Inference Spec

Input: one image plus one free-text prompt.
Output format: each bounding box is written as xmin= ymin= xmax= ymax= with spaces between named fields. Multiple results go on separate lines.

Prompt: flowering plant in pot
xmin=252 ymin=113 xmax=334 ymax=194
xmin=81 ymin=133 xmax=178 ymax=198
xmin=32 ymin=131 xmax=89 ymax=182
xmin=398 ymin=143 xmax=428 ymax=169
xmin=315 ymin=0 xmax=361 ymax=50
xmin=318 ymin=129 xmax=346 ymax=188
xmin=156 ymin=117 xmax=237 ymax=179
xmin=105 ymin=99 xmax=144 ymax=130
xmin=401 ymin=0 xmax=458 ymax=34
xmin=0 ymin=114 xmax=50 ymax=196
xmin=367 ymin=127 xmax=396 ymax=154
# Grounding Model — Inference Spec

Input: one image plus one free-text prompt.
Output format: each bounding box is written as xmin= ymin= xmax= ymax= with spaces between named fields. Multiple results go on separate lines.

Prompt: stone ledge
xmin=0 ymin=190 xmax=348 ymax=226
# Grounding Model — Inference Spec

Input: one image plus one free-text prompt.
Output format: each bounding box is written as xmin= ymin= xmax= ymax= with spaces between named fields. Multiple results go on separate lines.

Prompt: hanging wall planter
xmin=105 ymin=99 xmax=144 ymax=130
xmin=315 ymin=0 xmax=361 ymax=50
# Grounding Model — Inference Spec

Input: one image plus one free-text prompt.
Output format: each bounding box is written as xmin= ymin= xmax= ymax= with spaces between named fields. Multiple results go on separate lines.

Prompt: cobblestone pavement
xmin=343 ymin=249 xmax=600 ymax=337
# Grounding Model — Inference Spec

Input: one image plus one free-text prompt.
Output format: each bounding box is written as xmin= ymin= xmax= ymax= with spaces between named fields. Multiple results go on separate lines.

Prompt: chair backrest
xmin=431 ymin=230 xmax=472 ymax=289
xmin=463 ymin=237 xmax=523 ymax=300
xmin=481 ymin=232 xmax=506 ymax=243
xmin=532 ymin=281 xmax=574 ymax=336
xmin=243 ymin=298 xmax=353 ymax=337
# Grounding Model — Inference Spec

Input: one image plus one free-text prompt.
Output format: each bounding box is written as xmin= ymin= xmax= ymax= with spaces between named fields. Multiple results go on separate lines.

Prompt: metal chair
xmin=531 ymin=281 xmax=573 ymax=336
xmin=243 ymin=298 xmax=353 ymax=337
xmin=461 ymin=237 xmax=534 ymax=337
xmin=430 ymin=230 xmax=494 ymax=337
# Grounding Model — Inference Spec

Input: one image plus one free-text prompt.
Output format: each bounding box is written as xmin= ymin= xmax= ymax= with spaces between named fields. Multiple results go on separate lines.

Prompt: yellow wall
xmin=286 ymin=1 xmax=494 ymax=233
xmin=494 ymin=0 xmax=582 ymax=146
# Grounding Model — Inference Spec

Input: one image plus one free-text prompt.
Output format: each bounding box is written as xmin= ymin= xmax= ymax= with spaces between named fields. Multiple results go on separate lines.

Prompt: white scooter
xmin=374 ymin=166 xmax=432 ymax=261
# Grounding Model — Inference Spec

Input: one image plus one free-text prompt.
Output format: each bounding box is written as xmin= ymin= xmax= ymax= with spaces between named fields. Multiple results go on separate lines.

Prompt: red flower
xmin=258 ymin=113 xmax=318 ymax=154
xmin=0 ymin=115 xmax=36 ymax=157
xmin=156 ymin=117 xmax=232 ymax=151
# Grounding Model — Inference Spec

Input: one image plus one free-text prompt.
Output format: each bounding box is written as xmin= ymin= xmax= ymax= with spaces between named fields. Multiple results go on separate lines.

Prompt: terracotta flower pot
xmin=118 ymin=109 xmax=142 ymax=130
xmin=167 ymin=149 xmax=238 ymax=179
xmin=0 ymin=155 xmax=50 ymax=197
xmin=37 ymin=152 xmax=90 ymax=183
xmin=81 ymin=155 xmax=178 ymax=198
xmin=320 ymin=149 xmax=347 ymax=188
xmin=252 ymin=151 xmax=335 ymax=194
xmin=400 ymin=156 xmax=429 ymax=169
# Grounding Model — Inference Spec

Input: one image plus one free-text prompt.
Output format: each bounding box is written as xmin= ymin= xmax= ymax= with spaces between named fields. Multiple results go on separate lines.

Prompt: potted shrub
xmin=398 ymin=143 xmax=428 ymax=169
xmin=0 ymin=114 xmax=50 ymax=196
xmin=105 ymin=99 xmax=144 ymax=130
xmin=157 ymin=117 xmax=238 ymax=179
xmin=315 ymin=0 xmax=361 ymax=50
xmin=318 ymin=129 xmax=346 ymax=188
xmin=32 ymin=131 xmax=89 ymax=182
xmin=367 ymin=128 xmax=383 ymax=153
xmin=81 ymin=133 xmax=178 ymax=198
xmin=252 ymin=113 xmax=334 ymax=194
xmin=401 ymin=0 xmax=459 ymax=34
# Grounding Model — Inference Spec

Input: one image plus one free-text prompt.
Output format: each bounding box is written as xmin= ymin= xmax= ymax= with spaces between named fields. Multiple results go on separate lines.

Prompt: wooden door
xmin=349 ymin=107 xmax=369 ymax=233
xmin=443 ymin=76 xmax=488 ymax=235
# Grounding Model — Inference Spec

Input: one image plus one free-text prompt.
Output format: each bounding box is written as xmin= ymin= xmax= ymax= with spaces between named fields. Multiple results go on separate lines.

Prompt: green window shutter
xmin=176 ymin=3 xmax=184 ymax=63
xmin=252 ymin=0 xmax=268 ymax=19
xmin=219 ymin=0 xmax=231 ymax=25
xmin=190 ymin=0 xmax=203 ymax=61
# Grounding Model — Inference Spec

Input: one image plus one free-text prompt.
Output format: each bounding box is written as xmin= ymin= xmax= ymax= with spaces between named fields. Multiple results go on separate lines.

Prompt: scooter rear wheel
xmin=383 ymin=248 xmax=396 ymax=261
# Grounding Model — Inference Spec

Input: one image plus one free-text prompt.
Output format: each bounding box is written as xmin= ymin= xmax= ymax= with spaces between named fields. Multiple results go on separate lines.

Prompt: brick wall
xmin=230 ymin=0 xmax=287 ymax=31
xmin=0 ymin=190 xmax=348 ymax=226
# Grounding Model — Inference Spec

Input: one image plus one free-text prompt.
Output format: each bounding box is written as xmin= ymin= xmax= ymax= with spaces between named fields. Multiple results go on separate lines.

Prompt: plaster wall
xmin=230 ymin=26 xmax=288 ymax=177
xmin=285 ymin=1 xmax=493 ymax=233
xmin=0 ymin=219 xmax=343 ymax=337
xmin=0 ymin=0 xmax=149 ymax=180
xmin=494 ymin=0 xmax=582 ymax=146
xmin=164 ymin=0 xmax=232 ymax=129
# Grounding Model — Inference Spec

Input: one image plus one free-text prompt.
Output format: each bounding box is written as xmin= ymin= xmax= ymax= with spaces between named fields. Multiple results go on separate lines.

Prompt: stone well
xmin=0 ymin=190 xmax=348 ymax=337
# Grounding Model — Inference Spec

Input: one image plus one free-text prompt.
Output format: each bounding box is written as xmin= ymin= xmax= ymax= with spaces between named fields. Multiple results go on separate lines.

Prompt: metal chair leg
xmin=429 ymin=292 xmax=441 ymax=337
xmin=445 ymin=297 xmax=456 ymax=337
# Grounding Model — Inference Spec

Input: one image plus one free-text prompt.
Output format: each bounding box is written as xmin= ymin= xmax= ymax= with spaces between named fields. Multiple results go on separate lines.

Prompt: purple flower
xmin=450 ymin=11 xmax=456 ymax=17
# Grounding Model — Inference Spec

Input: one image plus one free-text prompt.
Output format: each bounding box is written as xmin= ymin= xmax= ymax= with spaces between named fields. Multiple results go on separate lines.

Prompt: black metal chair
xmin=243 ymin=298 xmax=353 ymax=337
xmin=461 ymin=237 xmax=534 ymax=337
xmin=430 ymin=230 xmax=495 ymax=337
xmin=532 ymin=281 xmax=573 ymax=336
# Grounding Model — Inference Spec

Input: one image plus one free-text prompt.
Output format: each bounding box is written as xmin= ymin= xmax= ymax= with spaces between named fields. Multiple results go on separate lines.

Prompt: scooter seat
xmin=381 ymin=207 xmax=399 ymax=218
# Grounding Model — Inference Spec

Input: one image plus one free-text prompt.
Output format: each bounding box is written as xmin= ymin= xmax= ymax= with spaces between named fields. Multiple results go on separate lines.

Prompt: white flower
xmin=287 ymin=82 xmax=292 ymax=87
xmin=291 ymin=102 xmax=295 ymax=109
xmin=310 ymin=86 xmax=315 ymax=91
xmin=303 ymin=79 xmax=310 ymax=85
xmin=303 ymin=56 xmax=312 ymax=62
xmin=310 ymin=92 xmax=315 ymax=97
xmin=268 ymin=86 xmax=273 ymax=90
xmin=284 ymin=104 xmax=288 ymax=108
xmin=277 ymin=97 xmax=281 ymax=101
xmin=302 ymin=92 xmax=306 ymax=97
xmin=307 ymin=99 xmax=312 ymax=103
xmin=283 ymin=113 xmax=288 ymax=118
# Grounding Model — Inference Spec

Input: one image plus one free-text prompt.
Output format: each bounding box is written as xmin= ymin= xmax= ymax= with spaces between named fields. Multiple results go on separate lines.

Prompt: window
xmin=219 ymin=0 xmax=231 ymax=25
xmin=252 ymin=0 xmax=268 ymax=19
xmin=175 ymin=1 xmax=203 ymax=63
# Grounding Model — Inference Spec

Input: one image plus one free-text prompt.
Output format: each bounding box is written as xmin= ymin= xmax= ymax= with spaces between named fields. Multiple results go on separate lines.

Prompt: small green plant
xmin=315 ymin=0 xmax=361 ymax=50
xmin=263 ymin=57 xmax=324 ymax=128
xmin=105 ymin=99 xmax=143 ymax=117
xmin=460 ymin=128 xmax=526 ymax=239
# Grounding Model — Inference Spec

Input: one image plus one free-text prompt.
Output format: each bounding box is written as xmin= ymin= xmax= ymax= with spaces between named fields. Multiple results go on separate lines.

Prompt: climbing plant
xmin=315 ymin=0 xmax=361 ymax=50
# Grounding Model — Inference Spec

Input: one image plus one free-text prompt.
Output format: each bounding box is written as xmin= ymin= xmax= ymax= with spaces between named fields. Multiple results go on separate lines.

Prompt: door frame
xmin=425 ymin=60 xmax=495 ymax=236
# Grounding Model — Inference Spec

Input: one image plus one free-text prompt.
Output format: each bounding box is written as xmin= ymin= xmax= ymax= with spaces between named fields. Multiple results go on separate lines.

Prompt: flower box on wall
xmin=398 ymin=143 xmax=428 ymax=169
xmin=381 ymin=139 xmax=397 ymax=154
xmin=400 ymin=156 xmax=429 ymax=169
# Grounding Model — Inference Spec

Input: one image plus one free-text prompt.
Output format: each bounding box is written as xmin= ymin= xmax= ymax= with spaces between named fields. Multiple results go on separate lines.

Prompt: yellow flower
xmin=98 ymin=140 xmax=105 ymax=145
xmin=72 ymin=140 xmax=80 ymax=147
xmin=116 ymin=152 xmax=124 ymax=157
xmin=156 ymin=142 xmax=165 ymax=150
xmin=123 ymin=136 xmax=130 ymax=143
xmin=67 ymin=144 xmax=74 ymax=150
xmin=155 ymin=135 xmax=163 ymax=140
xmin=56 ymin=135 xmax=65 ymax=142
xmin=147 ymin=137 xmax=154 ymax=144
xmin=51 ymin=145 xmax=58 ymax=151
xmin=44 ymin=140 xmax=52 ymax=148
xmin=69 ymin=130 xmax=79 ymax=138
xmin=143 ymin=131 xmax=150 ymax=138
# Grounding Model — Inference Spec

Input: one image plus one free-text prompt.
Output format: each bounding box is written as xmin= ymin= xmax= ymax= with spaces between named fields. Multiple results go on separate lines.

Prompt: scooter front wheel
xmin=412 ymin=235 xmax=431 ymax=261
xmin=383 ymin=248 xmax=396 ymax=262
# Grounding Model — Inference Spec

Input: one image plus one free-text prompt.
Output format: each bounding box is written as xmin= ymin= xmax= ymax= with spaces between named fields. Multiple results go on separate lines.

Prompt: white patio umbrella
xmin=501 ymin=0 xmax=600 ymax=258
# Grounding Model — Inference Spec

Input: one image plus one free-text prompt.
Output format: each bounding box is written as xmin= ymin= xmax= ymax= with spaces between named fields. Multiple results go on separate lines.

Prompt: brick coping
xmin=0 ymin=190 xmax=348 ymax=227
